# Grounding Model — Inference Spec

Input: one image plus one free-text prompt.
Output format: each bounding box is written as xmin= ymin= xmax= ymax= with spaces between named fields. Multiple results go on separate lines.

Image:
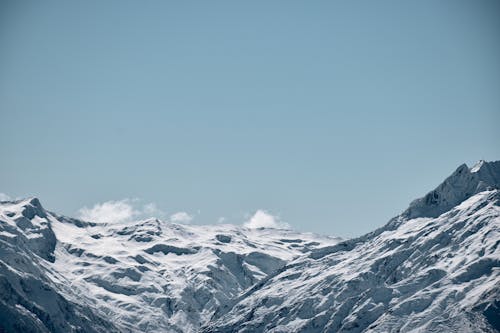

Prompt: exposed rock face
xmin=403 ymin=160 xmax=500 ymax=219
xmin=1 ymin=197 xmax=56 ymax=262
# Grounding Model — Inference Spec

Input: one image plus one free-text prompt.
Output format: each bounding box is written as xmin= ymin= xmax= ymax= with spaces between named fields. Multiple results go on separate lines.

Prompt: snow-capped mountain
xmin=0 ymin=197 xmax=339 ymax=332
xmin=204 ymin=160 xmax=500 ymax=333
xmin=1 ymin=160 xmax=499 ymax=332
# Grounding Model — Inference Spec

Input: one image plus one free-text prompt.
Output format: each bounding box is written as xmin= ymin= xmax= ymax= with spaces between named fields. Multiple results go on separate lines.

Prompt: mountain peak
xmin=470 ymin=159 xmax=486 ymax=173
xmin=26 ymin=196 xmax=44 ymax=210
xmin=16 ymin=197 xmax=47 ymax=219
xmin=403 ymin=160 xmax=499 ymax=219
xmin=470 ymin=160 xmax=500 ymax=185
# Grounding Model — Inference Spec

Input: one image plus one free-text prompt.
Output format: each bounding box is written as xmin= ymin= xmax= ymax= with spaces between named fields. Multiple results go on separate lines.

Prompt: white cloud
xmin=77 ymin=199 xmax=166 ymax=223
xmin=244 ymin=210 xmax=290 ymax=229
xmin=78 ymin=199 xmax=138 ymax=223
xmin=0 ymin=193 xmax=11 ymax=201
xmin=142 ymin=202 xmax=165 ymax=218
xmin=217 ymin=217 xmax=226 ymax=224
xmin=170 ymin=211 xmax=193 ymax=224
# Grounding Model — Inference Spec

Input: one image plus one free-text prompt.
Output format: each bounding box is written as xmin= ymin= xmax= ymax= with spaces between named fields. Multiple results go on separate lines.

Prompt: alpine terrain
xmin=0 ymin=160 xmax=499 ymax=332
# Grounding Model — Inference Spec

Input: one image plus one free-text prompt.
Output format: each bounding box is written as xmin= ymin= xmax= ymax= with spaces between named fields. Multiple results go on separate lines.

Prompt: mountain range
xmin=0 ymin=160 xmax=499 ymax=332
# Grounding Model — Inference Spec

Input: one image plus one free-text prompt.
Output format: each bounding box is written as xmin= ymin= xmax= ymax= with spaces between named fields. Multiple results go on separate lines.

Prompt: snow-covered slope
xmin=203 ymin=161 xmax=500 ymax=333
xmin=50 ymin=218 xmax=339 ymax=332
xmin=0 ymin=198 xmax=339 ymax=332
xmin=1 ymin=160 xmax=499 ymax=332
xmin=0 ymin=198 xmax=121 ymax=332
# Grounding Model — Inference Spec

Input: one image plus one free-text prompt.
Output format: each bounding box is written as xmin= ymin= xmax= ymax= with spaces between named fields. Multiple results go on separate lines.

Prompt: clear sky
xmin=1 ymin=0 xmax=499 ymax=237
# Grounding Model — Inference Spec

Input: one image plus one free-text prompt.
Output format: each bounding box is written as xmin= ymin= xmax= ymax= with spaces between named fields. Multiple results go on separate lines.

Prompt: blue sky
xmin=1 ymin=0 xmax=499 ymax=237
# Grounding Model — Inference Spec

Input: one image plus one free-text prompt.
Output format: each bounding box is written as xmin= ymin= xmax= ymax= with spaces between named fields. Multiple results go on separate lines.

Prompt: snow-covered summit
xmin=471 ymin=159 xmax=487 ymax=173
xmin=0 ymin=196 xmax=56 ymax=262
xmin=403 ymin=160 xmax=500 ymax=219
